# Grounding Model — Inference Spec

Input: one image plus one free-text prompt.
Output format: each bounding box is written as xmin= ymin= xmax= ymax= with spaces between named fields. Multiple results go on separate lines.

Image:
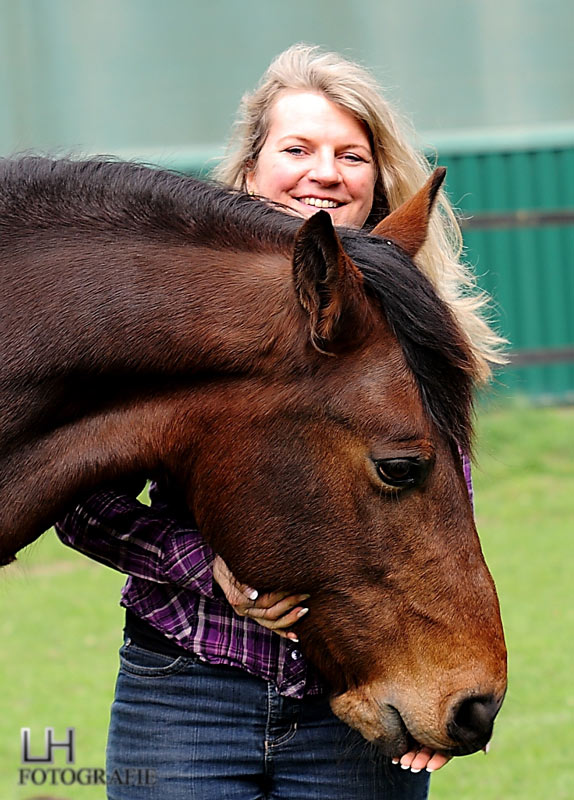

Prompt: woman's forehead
xmin=266 ymin=90 xmax=372 ymax=148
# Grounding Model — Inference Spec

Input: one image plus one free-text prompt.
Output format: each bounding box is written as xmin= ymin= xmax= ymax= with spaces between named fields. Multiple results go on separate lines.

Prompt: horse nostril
xmin=447 ymin=694 xmax=500 ymax=753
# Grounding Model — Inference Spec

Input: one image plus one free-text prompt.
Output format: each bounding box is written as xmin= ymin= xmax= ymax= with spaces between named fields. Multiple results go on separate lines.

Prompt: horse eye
xmin=374 ymin=458 xmax=428 ymax=489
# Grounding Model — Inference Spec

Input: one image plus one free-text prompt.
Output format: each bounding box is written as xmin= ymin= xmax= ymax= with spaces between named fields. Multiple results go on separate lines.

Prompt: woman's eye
xmin=284 ymin=147 xmax=306 ymax=156
xmin=374 ymin=458 xmax=430 ymax=489
xmin=341 ymin=153 xmax=364 ymax=163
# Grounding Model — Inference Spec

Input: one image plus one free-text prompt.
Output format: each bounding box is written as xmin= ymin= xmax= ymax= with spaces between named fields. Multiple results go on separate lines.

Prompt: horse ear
xmin=293 ymin=211 xmax=370 ymax=352
xmin=370 ymin=167 xmax=446 ymax=257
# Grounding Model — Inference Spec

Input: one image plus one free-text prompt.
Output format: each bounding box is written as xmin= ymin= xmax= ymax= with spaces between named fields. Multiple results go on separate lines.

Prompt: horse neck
xmin=0 ymin=236 xmax=304 ymax=561
xmin=2 ymin=233 xmax=306 ymax=467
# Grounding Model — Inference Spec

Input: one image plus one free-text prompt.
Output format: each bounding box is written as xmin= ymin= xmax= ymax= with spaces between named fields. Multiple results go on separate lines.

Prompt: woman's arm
xmin=55 ymin=482 xmax=218 ymax=599
xmin=56 ymin=483 xmax=307 ymax=622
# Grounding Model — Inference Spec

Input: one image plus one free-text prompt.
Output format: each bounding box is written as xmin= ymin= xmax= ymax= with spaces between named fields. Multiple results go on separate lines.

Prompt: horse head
xmin=169 ymin=169 xmax=507 ymax=758
xmin=0 ymin=158 xmax=506 ymax=759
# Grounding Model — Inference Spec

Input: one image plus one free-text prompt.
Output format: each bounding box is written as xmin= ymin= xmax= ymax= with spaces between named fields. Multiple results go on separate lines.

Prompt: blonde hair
xmin=214 ymin=44 xmax=505 ymax=381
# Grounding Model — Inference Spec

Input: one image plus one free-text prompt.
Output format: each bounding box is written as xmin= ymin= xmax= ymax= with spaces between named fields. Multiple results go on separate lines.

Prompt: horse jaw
xmin=331 ymin=687 xmax=410 ymax=757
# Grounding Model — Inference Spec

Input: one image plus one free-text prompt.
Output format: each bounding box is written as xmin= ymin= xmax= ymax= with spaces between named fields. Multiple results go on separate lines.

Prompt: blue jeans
xmin=106 ymin=639 xmax=430 ymax=800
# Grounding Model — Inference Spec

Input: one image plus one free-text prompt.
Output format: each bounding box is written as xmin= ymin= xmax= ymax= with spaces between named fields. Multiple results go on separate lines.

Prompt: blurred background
xmin=2 ymin=0 xmax=573 ymax=400
xmin=0 ymin=1 xmax=572 ymax=799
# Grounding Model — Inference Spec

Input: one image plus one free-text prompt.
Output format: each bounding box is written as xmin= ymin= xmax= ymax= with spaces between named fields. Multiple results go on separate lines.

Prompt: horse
xmin=0 ymin=156 xmax=506 ymax=758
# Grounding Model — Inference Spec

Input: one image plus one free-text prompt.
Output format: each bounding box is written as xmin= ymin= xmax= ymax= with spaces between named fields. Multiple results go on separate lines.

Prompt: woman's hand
xmin=213 ymin=555 xmax=309 ymax=641
xmin=393 ymin=748 xmax=451 ymax=773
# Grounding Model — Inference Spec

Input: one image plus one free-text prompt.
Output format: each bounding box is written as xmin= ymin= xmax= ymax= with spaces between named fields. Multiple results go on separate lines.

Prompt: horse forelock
xmin=340 ymin=232 xmax=476 ymax=456
xmin=0 ymin=157 xmax=475 ymax=453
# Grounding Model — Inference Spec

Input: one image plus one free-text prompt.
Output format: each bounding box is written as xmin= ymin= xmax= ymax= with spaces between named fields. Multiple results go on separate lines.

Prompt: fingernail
xmin=483 ymin=741 xmax=491 ymax=754
xmin=296 ymin=607 xmax=309 ymax=618
xmin=391 ymin=759 xmax=400 ymax=765
xmin=400 ymin=764 xmax=410 ymax=770
xmin=425 ymin=767 xmax=435 ymax=773
xmin=287 ymin=633 xmax=299 ymax=642
xmin=299 ymin=594 xmax=311 ymax=600
xmin=410 ymin=768 xmax=421 ymax=773
xmin=246 ymin=589 xmax=258 ymax=601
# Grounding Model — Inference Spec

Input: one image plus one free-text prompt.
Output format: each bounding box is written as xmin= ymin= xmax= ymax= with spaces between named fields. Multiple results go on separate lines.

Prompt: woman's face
xmin=246 ymin=91 xmax=377 ymax=228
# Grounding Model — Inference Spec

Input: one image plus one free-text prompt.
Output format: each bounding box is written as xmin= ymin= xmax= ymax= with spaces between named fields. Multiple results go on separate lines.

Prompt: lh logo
xmin=21 ymin=727 xmax=75 ymax=764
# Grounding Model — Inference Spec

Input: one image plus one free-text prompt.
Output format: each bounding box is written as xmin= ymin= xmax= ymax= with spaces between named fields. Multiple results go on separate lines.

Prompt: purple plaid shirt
xmin=56 ymin=456 xmax=473 ymax=700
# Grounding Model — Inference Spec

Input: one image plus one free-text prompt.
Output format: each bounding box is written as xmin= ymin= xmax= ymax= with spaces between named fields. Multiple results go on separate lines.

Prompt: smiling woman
xmin=46 ymin=44 xmax=506 ymax=800
xmin=244 ymin=90 xmax=377 ymax=227
xmin=215 ymin=44 xmax=506 ymax=379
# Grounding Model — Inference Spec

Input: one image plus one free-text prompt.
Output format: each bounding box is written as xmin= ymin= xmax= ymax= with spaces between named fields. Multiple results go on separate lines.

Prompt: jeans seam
xmin=264 ymin=685 xmax=299 ymax=751
xmin=119 ymin=643 xmax=196 ymax=677
xmin=264 ymin=682 xmax=274 ymax=777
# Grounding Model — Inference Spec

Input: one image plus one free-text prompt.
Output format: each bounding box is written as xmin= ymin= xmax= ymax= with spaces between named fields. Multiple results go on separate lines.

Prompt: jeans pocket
xmin=119 ymin=641 xmax=196 ymax=678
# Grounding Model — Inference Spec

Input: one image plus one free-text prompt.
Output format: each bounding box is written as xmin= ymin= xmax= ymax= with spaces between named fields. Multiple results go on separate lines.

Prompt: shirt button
xmin=290 ymin=649 xmax=301 ymax=660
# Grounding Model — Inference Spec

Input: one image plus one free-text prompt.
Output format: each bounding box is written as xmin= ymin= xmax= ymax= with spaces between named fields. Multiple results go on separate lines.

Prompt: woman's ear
xmin=244 ymin=164 xmax=257 ymax=195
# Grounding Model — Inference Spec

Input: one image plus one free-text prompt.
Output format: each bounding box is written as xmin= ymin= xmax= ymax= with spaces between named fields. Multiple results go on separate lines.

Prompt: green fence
xmin=113 ymin=126 xmax=574 ymax=405
xmin=434 ymin=126 xmax=574 ymax=403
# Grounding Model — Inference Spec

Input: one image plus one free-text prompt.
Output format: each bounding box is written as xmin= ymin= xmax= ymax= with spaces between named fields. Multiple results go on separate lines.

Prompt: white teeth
xmin=299 ymin=197 xmax=339 ymax=209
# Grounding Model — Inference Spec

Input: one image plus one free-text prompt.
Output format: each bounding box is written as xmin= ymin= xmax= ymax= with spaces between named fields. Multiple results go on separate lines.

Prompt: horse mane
xmin=341 ymin=233 xmax=475 ymax=455
xmin=0 ymin=155 xmax=299 ymax=252
xmin=0 ymin=156 xmax=475 ymax=454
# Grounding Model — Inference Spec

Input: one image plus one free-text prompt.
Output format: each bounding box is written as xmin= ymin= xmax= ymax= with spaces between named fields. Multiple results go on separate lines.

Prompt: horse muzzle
xmin=330 ymin=682 xmax=506 ymax=758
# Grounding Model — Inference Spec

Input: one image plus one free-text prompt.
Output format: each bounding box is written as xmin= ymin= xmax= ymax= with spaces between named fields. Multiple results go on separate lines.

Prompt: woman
xmin=57 ymin=44 xmax=502 ymax=800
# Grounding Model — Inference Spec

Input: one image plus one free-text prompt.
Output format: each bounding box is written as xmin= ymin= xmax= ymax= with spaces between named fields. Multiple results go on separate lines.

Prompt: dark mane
xmin=341 ymin=233 xmax=475 ymax=455
xmin=0 ymin=155 xmax=299 ymax=252
xmin=0 ymin=156 xmax=474 ymax=453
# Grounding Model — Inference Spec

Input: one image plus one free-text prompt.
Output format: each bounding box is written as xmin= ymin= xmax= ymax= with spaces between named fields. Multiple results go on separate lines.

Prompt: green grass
xmin=434 ymin=403 xmax=574 ymax=800
xmin=0 ymin=534 xmax=125 ymax=799
xmin=1 ymin=404 xmax=572 ymax=799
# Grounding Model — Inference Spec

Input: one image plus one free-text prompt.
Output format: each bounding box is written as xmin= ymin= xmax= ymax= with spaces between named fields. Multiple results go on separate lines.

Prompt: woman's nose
xmin=308 ymin=153 xmax=341 ymax=185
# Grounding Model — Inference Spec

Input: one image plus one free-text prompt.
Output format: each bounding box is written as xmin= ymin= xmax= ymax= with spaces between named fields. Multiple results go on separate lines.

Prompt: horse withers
xmin=0 ymin=157 xmax=506 ymax=759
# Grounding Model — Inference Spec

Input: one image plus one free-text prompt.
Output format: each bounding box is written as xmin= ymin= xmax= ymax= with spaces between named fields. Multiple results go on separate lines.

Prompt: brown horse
xmin=0 ymin=157 xmax=506 ymax=758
